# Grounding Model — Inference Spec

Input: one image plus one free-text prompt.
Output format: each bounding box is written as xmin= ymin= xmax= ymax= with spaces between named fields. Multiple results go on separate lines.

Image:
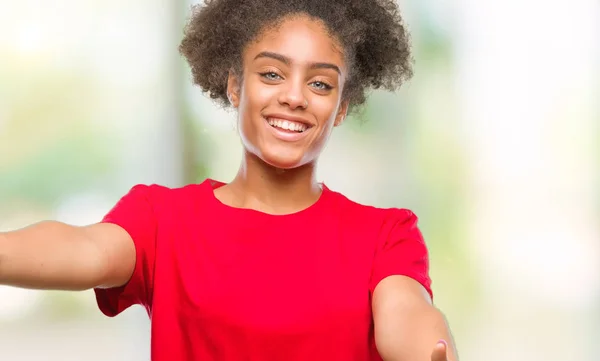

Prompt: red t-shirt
xmin=94 ymin=178 xmax=432 ymax=361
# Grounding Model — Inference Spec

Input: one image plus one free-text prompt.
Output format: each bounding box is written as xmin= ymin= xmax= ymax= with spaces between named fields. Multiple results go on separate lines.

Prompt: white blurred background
xmin=0 ymin=0 xmax=598 ymax=360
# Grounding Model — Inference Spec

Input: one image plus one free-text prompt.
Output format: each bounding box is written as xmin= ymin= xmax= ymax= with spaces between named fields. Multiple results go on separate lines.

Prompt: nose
xmin=277 ymin=78 xmax=308 ymax=110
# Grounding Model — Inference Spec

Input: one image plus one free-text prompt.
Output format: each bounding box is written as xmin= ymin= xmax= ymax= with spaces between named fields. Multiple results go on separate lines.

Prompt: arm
xmin=0 ymin=220 xmax=136 ymax=291
xmin=372 ymin=275 xmax=458 ymax=361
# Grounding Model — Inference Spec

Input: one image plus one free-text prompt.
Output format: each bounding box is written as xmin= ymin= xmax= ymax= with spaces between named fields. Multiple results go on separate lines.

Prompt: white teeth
xmin=267 ymin=118 xmax=308 ymax=132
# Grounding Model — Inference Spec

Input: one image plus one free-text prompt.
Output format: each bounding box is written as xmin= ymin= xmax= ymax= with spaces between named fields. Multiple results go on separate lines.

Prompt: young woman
xmin=0 ymin=0 xmax=458 ymax=360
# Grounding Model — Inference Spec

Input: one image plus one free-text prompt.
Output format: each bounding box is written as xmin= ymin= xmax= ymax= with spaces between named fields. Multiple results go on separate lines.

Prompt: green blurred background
xmin=0 ymin=0 xmax=598 ymax=360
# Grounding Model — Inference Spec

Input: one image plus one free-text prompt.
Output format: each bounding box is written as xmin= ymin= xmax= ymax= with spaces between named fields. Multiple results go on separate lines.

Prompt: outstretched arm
xmin=0 ymin=221 xmax=135 ymax=291
xmin=373 ymin=275 xmax=459 ymax=361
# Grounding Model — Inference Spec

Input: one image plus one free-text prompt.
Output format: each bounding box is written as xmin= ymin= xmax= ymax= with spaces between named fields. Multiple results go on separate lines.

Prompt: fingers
xmin=430 ymin=340 xmax=448 ymax=361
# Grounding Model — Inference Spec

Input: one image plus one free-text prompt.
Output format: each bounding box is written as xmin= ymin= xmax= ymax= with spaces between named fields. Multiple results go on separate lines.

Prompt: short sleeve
xmin=94 ymin=185 xmax=157 ymax=317
xmin=369 ymin=209 xmax=432 ymax=299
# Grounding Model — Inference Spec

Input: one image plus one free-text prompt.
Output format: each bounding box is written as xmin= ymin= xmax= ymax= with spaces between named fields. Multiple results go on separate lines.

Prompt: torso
xmin=96 ymin=178 xmax=430 ymax=361
xmin=151 ymin=179 xmax=383 ymax=361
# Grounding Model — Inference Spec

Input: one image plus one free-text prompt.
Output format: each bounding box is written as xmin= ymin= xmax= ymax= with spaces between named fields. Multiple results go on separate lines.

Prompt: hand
xmin=430 ymin=340 xmax=450 ymax=361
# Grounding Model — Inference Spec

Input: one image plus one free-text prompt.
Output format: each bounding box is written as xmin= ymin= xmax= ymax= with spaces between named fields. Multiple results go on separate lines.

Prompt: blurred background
xmin=0 ymin=0 xmax=598 ymax=360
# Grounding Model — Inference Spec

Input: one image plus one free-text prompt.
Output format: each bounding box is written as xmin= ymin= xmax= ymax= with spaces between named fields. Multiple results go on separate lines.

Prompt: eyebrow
xmin=253 ymin=51 xmax=341 ymax=75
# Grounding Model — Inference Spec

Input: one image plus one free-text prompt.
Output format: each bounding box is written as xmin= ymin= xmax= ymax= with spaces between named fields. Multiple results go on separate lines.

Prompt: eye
xmin=260 ymin=72 xmax=283 ymax=81
xmin=310 ymin=81 xmax=333 ymax=91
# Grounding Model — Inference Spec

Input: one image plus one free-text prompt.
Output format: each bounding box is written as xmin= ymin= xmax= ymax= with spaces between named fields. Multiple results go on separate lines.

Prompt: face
xmin=227 ymin=15 xmax=349 ymax=169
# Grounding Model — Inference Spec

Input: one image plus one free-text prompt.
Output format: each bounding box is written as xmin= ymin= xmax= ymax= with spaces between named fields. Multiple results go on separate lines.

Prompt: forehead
xmin=244 ymin=16 xmax=346 ymax=72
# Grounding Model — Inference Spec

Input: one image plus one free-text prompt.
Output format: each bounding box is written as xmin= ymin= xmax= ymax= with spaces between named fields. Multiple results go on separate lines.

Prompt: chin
xmin=259 ymin=150 xmax=307 ymax=170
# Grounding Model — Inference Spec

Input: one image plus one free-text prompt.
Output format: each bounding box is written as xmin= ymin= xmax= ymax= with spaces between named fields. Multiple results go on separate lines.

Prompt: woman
xmin=0 ymin=0 xmax=458 ymax=360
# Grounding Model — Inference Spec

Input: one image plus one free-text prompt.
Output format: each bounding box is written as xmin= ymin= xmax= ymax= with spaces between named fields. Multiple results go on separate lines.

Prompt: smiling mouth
xmin=266 ymin=117 xmax=310 ymax=133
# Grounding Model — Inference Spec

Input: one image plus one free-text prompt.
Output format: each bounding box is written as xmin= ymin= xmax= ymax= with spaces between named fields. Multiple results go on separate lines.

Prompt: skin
xmin=0 ymin=14 xmax=458 ymax=361
xmin=216 ymin=15 xmax=348 ymax=215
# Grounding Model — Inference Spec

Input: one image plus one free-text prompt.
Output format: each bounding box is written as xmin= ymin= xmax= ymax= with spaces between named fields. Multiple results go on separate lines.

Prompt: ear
xmin=226 ymin=69 xmax=241 ymax=108
xmin=334 ymin=100 xmax=349 ymax=127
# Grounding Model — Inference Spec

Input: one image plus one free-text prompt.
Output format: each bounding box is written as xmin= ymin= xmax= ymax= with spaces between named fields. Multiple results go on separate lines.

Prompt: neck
xmin=224 ymin=151 xmax=322 ymax=214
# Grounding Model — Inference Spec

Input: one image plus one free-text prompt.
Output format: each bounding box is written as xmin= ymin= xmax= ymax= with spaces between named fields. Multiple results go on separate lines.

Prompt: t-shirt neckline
xmin=202 ymin=178 xmax=332 ymax=220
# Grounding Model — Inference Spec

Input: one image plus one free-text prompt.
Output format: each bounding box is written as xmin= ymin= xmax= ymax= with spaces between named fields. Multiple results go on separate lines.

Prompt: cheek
xmin=237 ymin=81 xmax=272 ymax=138
xmin=311 ymin=97 xmax=340 ymax=125
xmin=240 ymin=78 xmax=276 ymax=110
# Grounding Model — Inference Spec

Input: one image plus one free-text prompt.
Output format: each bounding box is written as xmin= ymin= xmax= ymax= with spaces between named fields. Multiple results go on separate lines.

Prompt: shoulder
xmin=116 ymin=179 xmax=211 ymax=208
xmin=324 ymin=187 xmax=427 ymax=268
xmin=326 ymin=186 xmax=419 ymax=229
xmin=128 ymin=179 xmax=210 ymax=196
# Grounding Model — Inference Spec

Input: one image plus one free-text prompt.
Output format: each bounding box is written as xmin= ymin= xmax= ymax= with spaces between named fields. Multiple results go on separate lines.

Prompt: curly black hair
xmin=179 ymin=0 xmax=413 ymax=113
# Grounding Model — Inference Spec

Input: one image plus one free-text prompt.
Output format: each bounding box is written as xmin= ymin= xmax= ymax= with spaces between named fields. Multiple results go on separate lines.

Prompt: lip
xmin=263 ymin=116 xmax=312 ymax=142
xmin=263 ymin=113 xmax=314 ymax=127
